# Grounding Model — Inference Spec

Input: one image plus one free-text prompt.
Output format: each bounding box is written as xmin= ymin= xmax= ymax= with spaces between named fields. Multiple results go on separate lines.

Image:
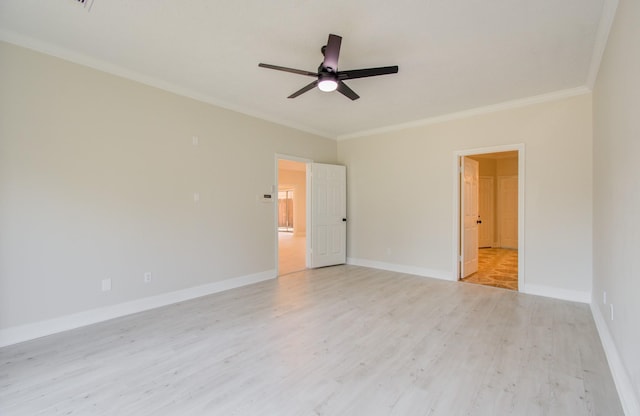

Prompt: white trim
xmin=521 ymin=283 xmax=590 ymax=304
xmin=274 ymin=154 xmax=313 ymax=165
xmin=337 ymin=88 xmax=590 ymax=141
xmin=1 ymin=30 xmax=599 ymax=142
xmin=0 ymin=31 xmax=334 ymax=140
xmin=347 ymin=257 xmax=454 ymax=281
xmin=0 ymin=269 xmax=276 ymax=348
xmin=586 ymin=0 xmax=620 ymax=89
xmin=452 ymin=144 xmax=526 ymax=290
xmin=590 ymin=302 xmax=640 ymax=416
xmin=306 ymin=162 xmax=312 ymax=268
xmin=348 ymin=255 xmax=591 ymax=305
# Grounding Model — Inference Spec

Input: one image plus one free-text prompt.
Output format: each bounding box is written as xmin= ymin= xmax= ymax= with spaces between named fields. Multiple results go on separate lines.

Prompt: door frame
xmin=275 ymin=154 xmax=312 ymax=276
xmin=452 ymin=144 xmax=525 ymax=289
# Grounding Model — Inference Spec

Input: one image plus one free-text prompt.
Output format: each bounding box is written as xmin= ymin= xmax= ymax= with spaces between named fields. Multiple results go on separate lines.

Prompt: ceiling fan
xmin=259 ymin=34 xmax=398 ymax=100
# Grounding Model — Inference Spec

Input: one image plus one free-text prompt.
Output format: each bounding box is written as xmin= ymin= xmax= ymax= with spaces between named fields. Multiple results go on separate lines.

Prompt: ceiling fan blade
xmin=338 ymin=65 xmax=399 ymax=80
xmin=337 ymin=81 xmax=360 ymax=100
xmin=288 ymin=80 xmax=319 ymax=98
xmin=322 ymin=34 xmax=342 ymax=72
xmin=258 ymin=63 xmax=318 ymax=77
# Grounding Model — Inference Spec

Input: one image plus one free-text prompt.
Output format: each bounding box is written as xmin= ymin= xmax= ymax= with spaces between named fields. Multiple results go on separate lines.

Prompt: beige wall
xmin=0 ymin=41 xmax=337 ymax=329
xmin=338 ymin=93 xmax=592 ymax=295
xmin=593 ymin=0 xmax=640 ymax=407
xmin=278 ymin=167 xmax=306 ymax=236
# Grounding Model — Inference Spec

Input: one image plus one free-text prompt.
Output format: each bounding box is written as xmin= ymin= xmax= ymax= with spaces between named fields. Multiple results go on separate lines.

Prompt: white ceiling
xmin=0 ymin=0 xmax=611 ymax=139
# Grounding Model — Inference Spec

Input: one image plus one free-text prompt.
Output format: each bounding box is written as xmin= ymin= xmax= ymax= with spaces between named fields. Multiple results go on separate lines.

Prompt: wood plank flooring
xmin=0 ymin=266 xmax=623 ymax=415
xmin=278 ymin=232 xmax=306 ymax=276
xmin=462 ymin=248 xmax=518 ymax=291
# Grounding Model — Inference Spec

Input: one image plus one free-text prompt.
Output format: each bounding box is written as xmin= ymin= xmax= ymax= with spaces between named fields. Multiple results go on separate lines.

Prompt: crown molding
xmin=2 ymin=24 xmax=603 ymax=143
xmin=337 ymin=87 xmax=591 ymax=141
xmin=586 ymin=0 xmax=620 ymax=89
xmin=0 ymin=30 xmax=335 ymax=140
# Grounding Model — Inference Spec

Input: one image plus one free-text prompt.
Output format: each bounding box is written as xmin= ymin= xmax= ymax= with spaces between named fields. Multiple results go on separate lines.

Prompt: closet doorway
xmin=277 ymin=159 xmax=308 ymax=275
xmin=456 ymin=147 xmax=523 ymax=291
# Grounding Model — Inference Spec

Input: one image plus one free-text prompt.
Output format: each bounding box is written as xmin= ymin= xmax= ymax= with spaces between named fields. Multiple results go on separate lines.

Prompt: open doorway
xmin=277 ymin=159 xmax=308 ymax=275
xmin=456 ymin=147 xmax=523 ymax=291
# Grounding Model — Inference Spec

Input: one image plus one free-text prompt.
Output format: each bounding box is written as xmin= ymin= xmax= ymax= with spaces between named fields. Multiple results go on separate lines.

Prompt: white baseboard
xmin=347 ymin=257 xmax=454 ymax=281
xmin=590 ymin=303 xmax=640 ymax=416
xmin=0 ymin=269 xmax=277 ymax=348
xmin=521 ymin=283 xmax=591 ymax=303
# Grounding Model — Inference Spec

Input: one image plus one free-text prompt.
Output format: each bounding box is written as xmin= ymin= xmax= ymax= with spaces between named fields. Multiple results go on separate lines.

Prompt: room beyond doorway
xmin=461 ymin=248 xmax=518 ymax=290
xmin=277 ymin=158 xmax=308 ymax=275
xmin=278 ymin=232 xmax=306 ymax=275
xmin=456 ymin=147 xmax=522 ymax=291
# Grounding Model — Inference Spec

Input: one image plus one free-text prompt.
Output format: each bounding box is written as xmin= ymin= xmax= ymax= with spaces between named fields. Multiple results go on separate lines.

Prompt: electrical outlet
xmin=610 ymin=304 xmax=614 ymax=321
xmin=193 ymin=192 xmax=200 ymax=203
xmin=192 ymin=136 xmax=199 ymax=146
xmin=101 ymin=278 xmax=112 ymax=292
xmin=144 ymin=272 xmax=152 ymax=283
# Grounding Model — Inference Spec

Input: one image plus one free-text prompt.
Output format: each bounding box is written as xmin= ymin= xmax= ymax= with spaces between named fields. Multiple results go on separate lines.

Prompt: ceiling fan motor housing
xmin=318 ymin=71 xmax=338 ymax=92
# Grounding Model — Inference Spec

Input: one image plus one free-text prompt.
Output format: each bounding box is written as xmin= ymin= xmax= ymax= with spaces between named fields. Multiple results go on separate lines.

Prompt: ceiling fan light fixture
xmin=318 ymin=78 xmax=337 ymax=92
xmin=259 ymin=34 xmax=398 ymax=100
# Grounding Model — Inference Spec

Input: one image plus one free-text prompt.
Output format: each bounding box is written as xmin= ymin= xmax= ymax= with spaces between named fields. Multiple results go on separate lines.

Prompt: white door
xmin=498 ymin=176 xmax=518 ymax=249
xmin=310 ymin=163 xmax=346 ymax=268
xmin=478 ymin=176 xmax=495 ymax=248
xmin=461 ymin=157 xmax=480 ymax=278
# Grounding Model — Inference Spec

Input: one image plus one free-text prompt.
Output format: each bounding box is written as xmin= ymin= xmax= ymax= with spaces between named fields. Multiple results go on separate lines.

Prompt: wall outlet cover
xmin=610 ymin=304 xmax=614 ymax=321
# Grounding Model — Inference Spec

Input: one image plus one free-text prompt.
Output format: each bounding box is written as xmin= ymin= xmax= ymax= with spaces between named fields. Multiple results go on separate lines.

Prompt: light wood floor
xmin=278 ymin=231 xmax=306 ymax=276
xmin=0 ymin=266 xmax=622 ymax=415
